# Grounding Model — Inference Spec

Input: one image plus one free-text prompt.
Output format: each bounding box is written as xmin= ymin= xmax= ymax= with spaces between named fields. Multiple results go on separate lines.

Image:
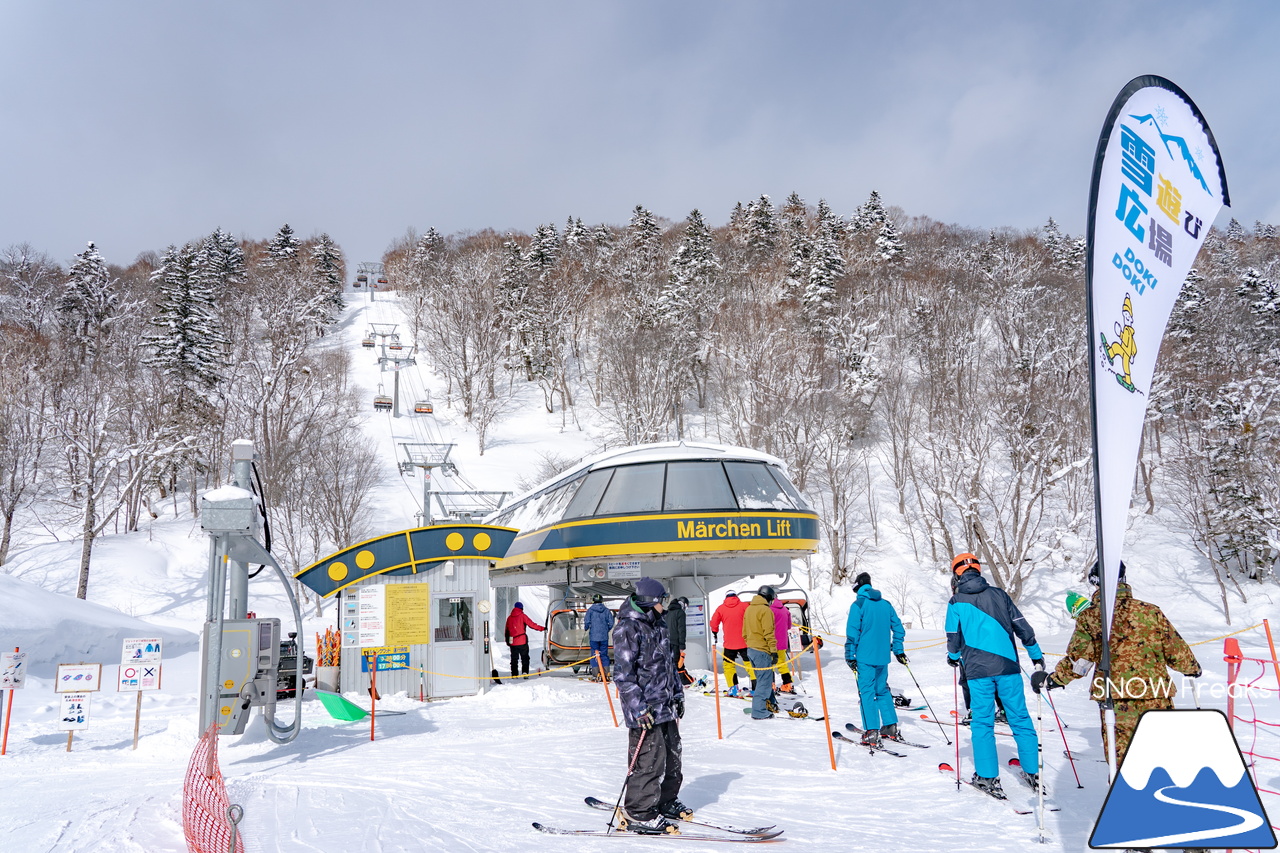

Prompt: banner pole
xmin=371 ymin=655 xmax=378 ymax=742
xmin=1264 ymin=619 xmax=1280 ymax=712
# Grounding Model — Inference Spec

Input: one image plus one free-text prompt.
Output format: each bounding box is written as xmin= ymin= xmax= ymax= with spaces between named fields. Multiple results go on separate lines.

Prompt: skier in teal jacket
xmin=844 ymin=572 xmax=906 ymax=746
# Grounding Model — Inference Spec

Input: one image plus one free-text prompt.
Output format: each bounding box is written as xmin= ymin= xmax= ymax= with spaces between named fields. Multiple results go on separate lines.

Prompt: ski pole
xmin=1190 ymin=676 xmax=1201 ymax=709
xmin=608 ymin=728 xmax=648 ymax=834
xmin=1041 ymin=688 xmax=1083 ymax=789
xmin=1021 ymin=663 xmax=1083 ymax=789
xmin=1036 ymin=690 xmax=1045 ymax=843
xmin=904 ymin=662 xmax=951 ymax=745
xmin=952 ymin=665 xmax=961 ymax=790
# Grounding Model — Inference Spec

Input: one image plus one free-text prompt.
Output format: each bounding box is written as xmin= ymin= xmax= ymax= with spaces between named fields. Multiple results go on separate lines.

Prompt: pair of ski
xmin=831 ymin=722 xmax=930 ymax=757
xmin=937 ymin=758 xmax=1060 ymax=815
xmin=740 ymin=706 xmax=823 ymax=721
xmin=532 ymin=797 xmax=784 ymax=842
xmin=919 ymin=710 xmax=1062 ymax=733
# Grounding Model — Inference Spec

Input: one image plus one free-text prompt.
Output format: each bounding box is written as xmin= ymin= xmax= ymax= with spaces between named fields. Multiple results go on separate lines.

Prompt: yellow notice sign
xmin=385 ymin=583 xmax=431 ymax=646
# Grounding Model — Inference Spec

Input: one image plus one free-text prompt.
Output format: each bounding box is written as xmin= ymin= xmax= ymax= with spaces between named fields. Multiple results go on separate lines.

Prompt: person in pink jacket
xmin=768 ymin=597 xmax=795 ymax=693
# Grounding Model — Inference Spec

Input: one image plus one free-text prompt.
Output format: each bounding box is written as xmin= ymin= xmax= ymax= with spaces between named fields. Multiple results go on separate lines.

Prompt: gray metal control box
xmin=205 ymin=617 xmax=279 ymax=734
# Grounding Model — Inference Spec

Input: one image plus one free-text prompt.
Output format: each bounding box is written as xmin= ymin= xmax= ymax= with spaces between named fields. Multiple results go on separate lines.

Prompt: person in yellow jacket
xmin=743 ymin=586 xmax=778 ymax=720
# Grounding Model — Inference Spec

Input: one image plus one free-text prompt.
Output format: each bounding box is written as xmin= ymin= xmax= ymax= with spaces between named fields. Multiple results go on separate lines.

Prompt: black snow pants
xmin=624 ymin=720 xmax=683 ymax=820
xmin=510 ymin=644 xmax=530 ymax=678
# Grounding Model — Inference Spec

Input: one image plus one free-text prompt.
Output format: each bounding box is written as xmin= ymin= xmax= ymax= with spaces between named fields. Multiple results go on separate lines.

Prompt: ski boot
xmin=727 ymin=685 xmax=741 ymax=698
xmin=616 ymin=809 xmax=679 ymax=835
xmin=993 ymin=708 xmax=1008 ymax=725
xmin=765 ymin=697 xmax=780 ymax=714
xmin=659 ymin=798 xmax=695 ymax=821
xmin=777 ymin=682 xmax=795 ymax=694
xmin=880 ymin=723 xmax=901 ymax=741
xmin=970 ymin=773 xmax=1006 ymax=799
xmin=787 ymin=702 xmax=809 ymax=719
xmin=959 ymin=709 xmax=972 ymax=726
xmin=1018 ymin=769 xmax=1046 ymax=794
xmin=860 ymin=728 xmax=882 ymax=747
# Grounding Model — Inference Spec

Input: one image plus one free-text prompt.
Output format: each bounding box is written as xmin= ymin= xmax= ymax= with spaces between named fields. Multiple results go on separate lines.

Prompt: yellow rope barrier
xmin=396 ymin=655 xmax=595 ymax=680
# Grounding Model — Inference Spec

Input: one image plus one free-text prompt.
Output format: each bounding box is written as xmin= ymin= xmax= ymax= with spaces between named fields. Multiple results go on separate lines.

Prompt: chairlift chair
xmin=361 ymin=337 xmax=375 ymax=348
xmin=355 ymin=274 xmax=368 ymax=287
xmin=376 ymin=276 xmax=389 ymax=286
xmin=413 ymin=400 xmax=434 ymax=414
xmin=373 ymin=394 xmax=393 ymax=412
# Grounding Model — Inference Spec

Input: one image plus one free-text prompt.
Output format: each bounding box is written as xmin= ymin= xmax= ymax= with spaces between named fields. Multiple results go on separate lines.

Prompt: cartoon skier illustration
xmin=1100 ymin=293 xmax=1137 ymax=392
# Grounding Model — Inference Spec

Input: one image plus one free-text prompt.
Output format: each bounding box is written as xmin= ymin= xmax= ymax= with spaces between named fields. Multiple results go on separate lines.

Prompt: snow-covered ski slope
xmin=1 ymin=290 xmax=1276 ymax=852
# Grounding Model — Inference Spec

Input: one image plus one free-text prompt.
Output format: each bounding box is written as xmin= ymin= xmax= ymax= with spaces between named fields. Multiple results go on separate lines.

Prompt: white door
xmin=430 ymin=596 xmax=477 ymax=697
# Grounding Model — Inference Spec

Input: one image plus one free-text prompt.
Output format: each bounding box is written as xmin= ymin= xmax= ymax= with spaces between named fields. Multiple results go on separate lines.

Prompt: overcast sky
xmin=2 ymin=1 xmax=1277 ymax=271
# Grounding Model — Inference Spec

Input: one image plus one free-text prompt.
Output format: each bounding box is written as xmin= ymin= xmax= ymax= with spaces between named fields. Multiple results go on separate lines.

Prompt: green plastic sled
xmin=315 ymin=690 xmax=369 ymax=722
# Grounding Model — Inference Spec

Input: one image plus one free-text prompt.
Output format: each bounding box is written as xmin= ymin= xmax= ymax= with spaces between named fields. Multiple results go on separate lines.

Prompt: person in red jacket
xmin=504 ymin=602 xmax=545 ymax=678
xmin=709 ymin=591 xmax=753 ymax=696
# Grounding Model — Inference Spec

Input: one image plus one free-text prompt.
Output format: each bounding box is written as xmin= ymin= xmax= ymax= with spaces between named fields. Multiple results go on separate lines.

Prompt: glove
xmin=947 ymin=656 xmax=961 ymax=668
xmin=846 ymin=659 xmax=858 ymax=675
xmin=675 ymin=698 xmax=685 ymax=719
xmin=895 ymin=652 xmax=909 ymax=666
xmin=712 ymin=632 xmax=719 ymax=644
xmin=637 ymin=707 xmax=656 ymax=730
xmin=1190 ymin=667 xmax=1203 ymax=678
xmin=1030 ymin=671 xmax=1060 ymax=694
xmin=1032 ymin=657 xmax=1046 ymax=672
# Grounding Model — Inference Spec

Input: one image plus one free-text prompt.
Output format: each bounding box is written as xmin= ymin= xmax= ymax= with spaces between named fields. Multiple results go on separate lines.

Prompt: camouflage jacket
xmin=1051 ymin=583 xmax=1201 ymax=701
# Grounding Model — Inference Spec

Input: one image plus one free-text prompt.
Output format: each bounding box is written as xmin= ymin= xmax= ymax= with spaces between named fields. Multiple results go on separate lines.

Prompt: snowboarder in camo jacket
xmin=1032 ymin=560 xmax=1201 ymax=765
xmin=611 ymin=577 xmax=689 ymax=835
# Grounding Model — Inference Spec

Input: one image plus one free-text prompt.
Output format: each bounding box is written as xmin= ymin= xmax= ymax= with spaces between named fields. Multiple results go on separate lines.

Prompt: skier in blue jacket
xmin=945 ymin=553 xmax=1044 ymax=798
xmin=844 ymin=571 xmax=907 ymax=746
xmin=584 ymin=593 xmax=615 ymax=681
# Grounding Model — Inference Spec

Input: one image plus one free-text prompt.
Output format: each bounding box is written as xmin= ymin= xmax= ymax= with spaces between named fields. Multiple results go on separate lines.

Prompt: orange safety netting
xmin=182 ymin=723 xmax=245 ymax=853
xmin=1224 ymin=630 xmax=1280 ymax=853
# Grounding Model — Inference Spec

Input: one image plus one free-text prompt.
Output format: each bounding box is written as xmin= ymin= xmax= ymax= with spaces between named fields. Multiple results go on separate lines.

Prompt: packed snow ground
xmin=2 ymin=290 xmax=1277 ymax=852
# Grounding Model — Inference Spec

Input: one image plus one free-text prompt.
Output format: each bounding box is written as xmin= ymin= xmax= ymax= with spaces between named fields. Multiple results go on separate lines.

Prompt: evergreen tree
xmin=852 ymin=190 xmax=888 ymax=233
xmin=58 ymin=241 xmax=120 ymax=364
xmin=661 ymin=208 xmax=719 ymax=326
xmin=144 ymin=243 xmax=228 ymax=391
xmin=263 ymin=223 xmax=302 ymax=272
xmin=1255 ymin=220 xmax=1276 ymax=240
xmin=745 ymin=194 xmax=778 ymax=260
xmin=803 ymin=200 xmax=845 ymax=321
xmin=875 ymin=219 xmax=906 ymax=263
xmin=194 ymin=228 xmax=246 ymax=299
xmin=1225 ymin=217 xmax=1246 ymax=244
xmin=310 ymin=233 xmax=345 ymax=322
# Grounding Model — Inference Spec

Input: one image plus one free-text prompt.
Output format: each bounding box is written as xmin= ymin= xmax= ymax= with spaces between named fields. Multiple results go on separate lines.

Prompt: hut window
xmin=663 ymin=461 xmax=735 ymax=511
xmin=435 ymin=596 xmax=473 ymax=642
xmin=593 ymin=463 xmax=665 ymax=516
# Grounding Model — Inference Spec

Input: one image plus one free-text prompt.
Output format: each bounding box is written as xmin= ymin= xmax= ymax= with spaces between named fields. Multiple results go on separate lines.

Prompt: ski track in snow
xmin=2 ymin=291 xmax=1277 ymax=852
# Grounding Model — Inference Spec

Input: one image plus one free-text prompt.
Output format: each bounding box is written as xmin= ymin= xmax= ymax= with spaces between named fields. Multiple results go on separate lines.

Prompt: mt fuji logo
xmin=1090 ymin=709 xmax=1276 ymax=849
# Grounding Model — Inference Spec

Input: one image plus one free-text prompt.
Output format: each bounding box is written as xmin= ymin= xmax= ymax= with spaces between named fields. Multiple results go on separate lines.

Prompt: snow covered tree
xmin=852 ymin=190 xmax=888 ymax=234
xmin=310 ymin=233 xmax=346 ymax=322
xmin=745 ymin=194 xmax=778 ymax=261
xmin=875 ymin=219 xmax=907 ymax=264
xmin=58 ymin=241 xmax=121 ymax=366
xmin=263 ymin=223 xmax=302 ymax=273
xmin=801 ymin=200 xmax=845 ymax=322
xmin=144 ymin=243 xmax=228 ymax=392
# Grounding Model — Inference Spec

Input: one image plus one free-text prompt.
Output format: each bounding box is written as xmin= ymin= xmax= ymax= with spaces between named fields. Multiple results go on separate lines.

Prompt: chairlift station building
xmin=295 ymin=442 xmax=819 ymax=697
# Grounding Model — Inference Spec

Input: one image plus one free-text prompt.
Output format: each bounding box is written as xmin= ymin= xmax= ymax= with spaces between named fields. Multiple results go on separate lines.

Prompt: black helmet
xmin=757 ymin=585 xmax=777 ymax=602
xmin=1087 ymin=559 xmax=1126 ymax=586
xmin=633 ymin=577 xmax=668 ymax=609
xmin=592 ymin=593 xmax=603 ymax=604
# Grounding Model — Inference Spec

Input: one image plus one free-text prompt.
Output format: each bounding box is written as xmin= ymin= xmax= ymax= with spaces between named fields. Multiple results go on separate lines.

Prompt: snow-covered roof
xmin=487 ymin=441 xmax=786 ymax=519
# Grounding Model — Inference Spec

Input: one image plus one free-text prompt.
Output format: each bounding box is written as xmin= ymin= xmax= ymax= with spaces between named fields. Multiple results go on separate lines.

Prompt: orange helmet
xmin=951 ymin=553 xmax=981 ymax=575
